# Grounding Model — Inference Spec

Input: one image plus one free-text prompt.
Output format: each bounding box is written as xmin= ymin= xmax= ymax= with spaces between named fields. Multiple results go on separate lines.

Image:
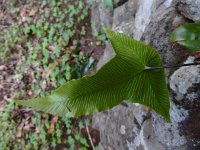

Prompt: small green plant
xmin=0 ymin=25 xmax=23 ymax=60
xmin=0 ymin=101 xmax=91 ymax=149
xmin=0 ymin=102 xmax=20 ymax=149
xmin=171 ymin=22 xmax=200 ymax=52
xmin=1 ymin=0 xmax=100 ymax=149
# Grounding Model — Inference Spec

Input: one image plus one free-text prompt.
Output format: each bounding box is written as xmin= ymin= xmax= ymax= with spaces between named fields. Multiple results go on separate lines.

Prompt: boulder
xmin=170 ymin=57 xmax=200 ymax=147
xmin=91 ymin=0 xmax=113 ymax=34
xmin=177 ymin=0 xmax=200 ymax=21
xmin=92 ymin=0 xmax=200 ymax=149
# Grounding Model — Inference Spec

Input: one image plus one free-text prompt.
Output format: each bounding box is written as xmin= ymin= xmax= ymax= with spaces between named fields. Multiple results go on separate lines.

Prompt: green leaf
xmin=15 ymin=29 xmax=170 ymax=121
xmin=171 ymin=22 xmax=200 ymax=52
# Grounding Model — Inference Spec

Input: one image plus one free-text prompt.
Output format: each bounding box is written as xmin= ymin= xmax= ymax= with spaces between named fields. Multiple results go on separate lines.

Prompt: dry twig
xmin=85 ymin=125 xmax=95 ymax=150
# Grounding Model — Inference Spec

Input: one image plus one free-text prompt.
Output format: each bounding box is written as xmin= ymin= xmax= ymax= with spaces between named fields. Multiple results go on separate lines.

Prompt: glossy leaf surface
xmin=15 ymin=29 xmax=170 ymax=121
xmin=171 ymin=22 xmax=200 ymax=52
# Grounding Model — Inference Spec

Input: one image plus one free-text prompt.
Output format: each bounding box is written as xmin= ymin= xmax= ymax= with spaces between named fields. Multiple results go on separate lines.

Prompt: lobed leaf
xmin=15 ymin=28 xmax=171 ymax=121
xmin=171 ymin=22 xmax=200 ymax=52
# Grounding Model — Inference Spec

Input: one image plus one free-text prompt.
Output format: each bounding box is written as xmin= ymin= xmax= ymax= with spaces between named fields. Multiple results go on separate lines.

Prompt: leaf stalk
xmin=146 ymin=62 xmax=200 ymax=70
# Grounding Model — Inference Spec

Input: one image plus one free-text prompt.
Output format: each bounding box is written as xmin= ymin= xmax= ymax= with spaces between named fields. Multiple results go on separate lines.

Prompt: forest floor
xmin=0 ymin=0 xmax=104 ymax=149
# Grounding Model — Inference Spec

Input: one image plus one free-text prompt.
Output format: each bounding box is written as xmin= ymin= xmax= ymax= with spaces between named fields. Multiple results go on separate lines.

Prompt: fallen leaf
xmin=47 ymin=44 xmax=55 ymax=52
xmin=108 ymin=145 xmax=113 ymax=150
xmin=16 ymin=123 xmax=24 ymax=138
xmin=29 ymin=8 xmax=37 ymax=16
xmin=41 ymin=80 xmax=47 ymax=90
xmin=191 ymin=52 xmax=200 ymax=63
xmin=21 ymin=139 xmax=26 ymax=150
xmin=0 ymin=65 xmax=6 ymax=70
xmin=28 ymin=90 xmax=32 ymax=96
xmin=0 ymin=101 xmax=4 ymax=109
xmin=79 ymin=51 xmax=84 ymax=56
xmin=0 ymin=10 xmax=3 ymax=18
xmin=42 ymin=63 xmax=56 ymax=79
xmin=20 ymin=7 xmax=26 ymax=17
xmin=70 ymin=45 xmax=77 ymax=50
xmin=19 ymin=7 xmax=27 ymax=23
xmin=191 ymin=52 xmax=200 ymax=58
xmin=47 ymin=116 xmax=58 ymax=135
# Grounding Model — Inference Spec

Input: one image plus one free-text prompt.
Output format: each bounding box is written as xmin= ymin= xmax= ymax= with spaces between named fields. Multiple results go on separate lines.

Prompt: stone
xmin=172 ymin=15 xmax=188 ymax=28
xmin=142 ymin=2 xmax=189 ymax=73
xmin=170 ymin=57 xmax=200 ymax=99
xmin=132 ymin=104 xmax=150 ymax=126
xmin=140 ymin=119 xmax=166 ymax=150
xmin=92 ymin=0 xmax=200 ymax=149
xmin=112 ymin=0 xmax=138 ymax=36
xmin=91 ymin=0 xmax=113 ymax=34
xmin=133 ymin=0 xmax=156 ymax=40
xmin=177 ymin=0 xmax=200 ymax=21
xmin=170 ymin=101 xmax=189 ymax=123
xmin=91 ymin=0 xmax=101 ymax=33
xmin=113 ymin=0 xmax=128 ymax=7
xmin=170 ymin=56 xmax=200 ymax=148
xmin=96 ymin=42 xmax=115 ymax=71
xmin=92 ymin=102 xmax=145 ymax=150
xmin=152 ymin=114 xmax=187 ymax=149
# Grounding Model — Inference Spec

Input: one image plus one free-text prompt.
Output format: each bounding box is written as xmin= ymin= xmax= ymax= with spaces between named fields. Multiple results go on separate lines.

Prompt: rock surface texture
xmin=91 ymin=0 xmax=200 ymax=150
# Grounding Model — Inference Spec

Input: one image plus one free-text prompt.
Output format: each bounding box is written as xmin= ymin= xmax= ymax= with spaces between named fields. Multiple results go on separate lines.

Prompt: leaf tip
xmin=103 ymin=27 xmax=109 ymax=34
xmin=165 ymin=114 xmax=171 ymax=123
xmin=103 ymin=28 xmax=114 ymax=38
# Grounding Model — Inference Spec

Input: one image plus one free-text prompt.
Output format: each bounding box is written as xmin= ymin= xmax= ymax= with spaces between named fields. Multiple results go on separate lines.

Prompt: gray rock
xmin=92 ymin=0 xmax=200 ymax=149
xmin=96 ymin=42 xmax=115 ymax=71
xmin=177 ymin=0 xmax=200 ymax=21
xmin=93 ymin=102 xmax=145 ymax=150
xmin=142 ymin=3 xmax=189 ymax=73
xmin=170 ymin=101 xmax=188 ymax=123
xmin=170 ymin=57 xmax=200 ymax=101
xmin=169 ymin=57 xmax=200 ymax=147
xmin=152 ymin=114 xmax=187 ymax=149
xmin=91 ymin=0 xmax=113 ymax=34
xmin=133 ymin=0 xmax=157 ymax=40
xmin=140 ymin=119 xmax=166 ymax=150
xmin=112 ymin=0 xmax=138 ymax=36
xmin=132 ymin=104 xmax=150 ymax=126
xmin=113 ymin=0 xmax=128 ymax=7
